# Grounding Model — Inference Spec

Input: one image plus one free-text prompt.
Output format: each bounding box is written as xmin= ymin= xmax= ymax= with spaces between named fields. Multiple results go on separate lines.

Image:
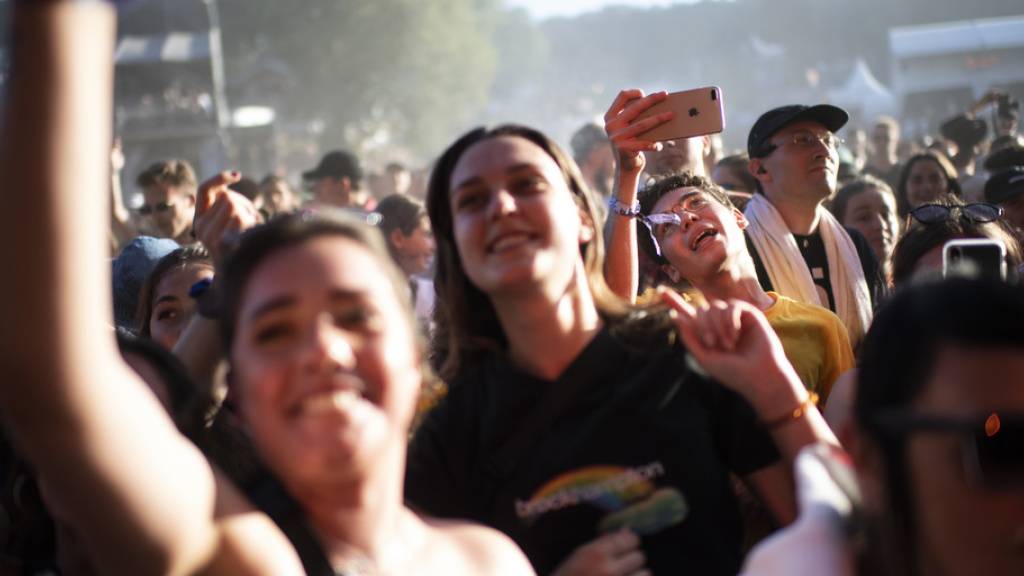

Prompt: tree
xmin=220 ymin=0 xmax=498 ymax=159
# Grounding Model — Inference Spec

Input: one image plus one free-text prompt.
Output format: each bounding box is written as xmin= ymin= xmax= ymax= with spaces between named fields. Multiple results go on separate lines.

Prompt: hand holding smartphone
xmin=633 ymin=86 xmax=726 ymax=142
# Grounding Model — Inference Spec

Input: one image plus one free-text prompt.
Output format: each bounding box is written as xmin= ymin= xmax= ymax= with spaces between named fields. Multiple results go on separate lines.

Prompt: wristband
xmin=764 ymin=391 xmax=819 ymax=430
xmin=188 ymin=277 xmax=220 ymax=320
xmin=608 ymin=196 xmax=641 ymax=217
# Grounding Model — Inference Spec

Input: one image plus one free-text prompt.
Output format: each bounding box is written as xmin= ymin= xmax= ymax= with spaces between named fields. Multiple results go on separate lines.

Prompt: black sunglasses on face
xmin=136 ymin=201 xmax=176 ymax=216
xmin=909 ymin=203 xmax=1003 ymax=225
xmin=872 ymin=410 xmax=1024 ymax=489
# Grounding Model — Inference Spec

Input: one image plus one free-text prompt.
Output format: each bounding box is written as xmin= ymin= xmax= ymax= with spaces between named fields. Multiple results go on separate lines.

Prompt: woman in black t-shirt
xmin=409 ymin=123 xmax=838 ymax=575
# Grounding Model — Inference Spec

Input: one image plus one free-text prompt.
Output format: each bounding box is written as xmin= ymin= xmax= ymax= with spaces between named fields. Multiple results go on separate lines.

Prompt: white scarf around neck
xmin=744 ymin=193 xmax=872 ymax=346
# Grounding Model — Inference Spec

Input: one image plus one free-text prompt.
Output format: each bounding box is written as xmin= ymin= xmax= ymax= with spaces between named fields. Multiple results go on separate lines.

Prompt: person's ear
xmin=733 ymin=208 xmax=748 ymax=230
xmin=577 ymin=207 xmax=595 ymax=244
xmin=749 ymin=158 xmax=770 ymax=183
xmin=185 ymin=193 xmax=196 ymax=207
xmin=389 ymin=228 xmax=407 ymax=250
xmin=661 ymin=263 xmax=682 ymax=284
xmin=223 ymin=369 xmax=248 ymax=426
xmin=340 ymin=176 xmax=352 ymax=191
xmin=701 ymin=135 xmax=712 ymax=158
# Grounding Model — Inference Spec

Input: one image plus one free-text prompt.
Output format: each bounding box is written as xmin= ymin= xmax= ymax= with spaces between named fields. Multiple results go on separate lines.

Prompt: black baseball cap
xmin=984 ymin=166 xmax=1024 ymax=205
xmin=983 ymin=142 xmax=1024 ymax=172
xmin=302 ymin=150 xmax=363 ymax=184
xmin=747 ymin=104 xmax=849 ymax=158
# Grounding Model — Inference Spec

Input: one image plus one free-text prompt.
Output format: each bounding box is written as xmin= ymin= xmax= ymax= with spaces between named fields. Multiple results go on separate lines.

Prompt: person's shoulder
xmin=210 ymin=467 xmax=306 ymax=575
xmin=607 ymin=307 xmax=680 ymax=354
xmin=420 ymin=516 xmax=536 ymax=575
xmin=767 ymin=292 xmax=845 ymax=329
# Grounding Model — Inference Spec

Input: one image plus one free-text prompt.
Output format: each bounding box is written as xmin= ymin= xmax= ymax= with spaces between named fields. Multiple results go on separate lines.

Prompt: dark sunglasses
xmin=872 ymin=410 xmax=1024 ymax=489
xmin=136 ymin=201 xmax=176 ymax=216
xmin=909 ymin=202 xmax=1003 ymax=225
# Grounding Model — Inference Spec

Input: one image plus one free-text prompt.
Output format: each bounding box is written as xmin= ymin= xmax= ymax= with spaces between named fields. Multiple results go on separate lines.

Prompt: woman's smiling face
xmin=448 ymin=135 xmax=591 ymax=298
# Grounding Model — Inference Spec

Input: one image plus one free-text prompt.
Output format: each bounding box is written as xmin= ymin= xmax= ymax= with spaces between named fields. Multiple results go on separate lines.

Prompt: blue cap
xmin=112 ymin=236 xmax=180 ymax=329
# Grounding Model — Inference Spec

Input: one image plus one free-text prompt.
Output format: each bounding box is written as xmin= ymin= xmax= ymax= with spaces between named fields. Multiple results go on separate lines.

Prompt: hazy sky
xmin=504 ymin=0 xmax=700 ymax=20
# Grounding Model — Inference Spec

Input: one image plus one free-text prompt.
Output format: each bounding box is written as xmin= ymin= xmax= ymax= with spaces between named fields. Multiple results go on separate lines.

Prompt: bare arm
xmin=660 ymin=293 xmax=840 ymax=524
xmin=173 ymin=171 xmax=261 ymax=398
xmin=108 ymin=139 xmax=138 ymax=247
xmin=602 ymin=89 xmax=672 ymax=303
xmin=0 ymin=4 xmax=268 ymax=574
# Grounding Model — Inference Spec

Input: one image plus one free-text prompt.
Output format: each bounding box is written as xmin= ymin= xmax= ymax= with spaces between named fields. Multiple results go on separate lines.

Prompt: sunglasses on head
xmin=872 ymin=410 xmax=1024 ymax=490
xmin=909 ymin=203 xmax=1003 ymax=225
xmin=136 ymin=201 xmax=176 ymax=216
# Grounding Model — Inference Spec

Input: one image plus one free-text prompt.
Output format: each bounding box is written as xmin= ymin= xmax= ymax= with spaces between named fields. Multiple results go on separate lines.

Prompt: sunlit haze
xmin=504 ymin=0 xmax=700 ymax=20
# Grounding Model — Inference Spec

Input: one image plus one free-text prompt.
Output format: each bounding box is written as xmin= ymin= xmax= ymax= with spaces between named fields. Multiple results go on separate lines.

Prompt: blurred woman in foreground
xmin=0 ymin=3 xmax=531 ymax=574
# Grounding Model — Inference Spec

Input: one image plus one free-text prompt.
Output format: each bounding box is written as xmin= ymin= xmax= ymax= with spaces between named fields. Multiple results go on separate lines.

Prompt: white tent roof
xmin=827 ymin=59 xmax=897 ymax=119
xmin=890 ymin=15 xmax=1024 ymax=59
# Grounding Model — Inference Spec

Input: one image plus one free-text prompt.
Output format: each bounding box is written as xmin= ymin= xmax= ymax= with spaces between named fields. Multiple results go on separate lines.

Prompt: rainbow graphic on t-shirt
xmin=513 ymin=462 xmax=688 ymax=535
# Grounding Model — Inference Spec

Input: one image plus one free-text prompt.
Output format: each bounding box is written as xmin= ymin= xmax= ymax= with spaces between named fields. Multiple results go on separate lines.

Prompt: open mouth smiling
xmin=690 ymin=228 xmax=718 ymax=251
xmin=487 ymin=231 xmax=535 ymax=254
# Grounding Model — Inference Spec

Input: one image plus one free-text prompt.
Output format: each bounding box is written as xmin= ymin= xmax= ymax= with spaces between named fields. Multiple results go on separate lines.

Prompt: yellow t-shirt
xmin=762 ymin=291 xmax=854 ymax=406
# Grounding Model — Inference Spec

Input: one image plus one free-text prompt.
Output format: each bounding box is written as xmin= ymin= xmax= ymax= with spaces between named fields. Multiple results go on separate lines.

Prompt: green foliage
xmin=220 ymin=0 xmax=498 ymax=158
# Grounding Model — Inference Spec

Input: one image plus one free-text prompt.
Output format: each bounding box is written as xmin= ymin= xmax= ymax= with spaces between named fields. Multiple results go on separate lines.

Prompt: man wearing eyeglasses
xmin=745 ymin=105 xmax=880 ymax=348
xmin=135 ymin=159 xmax=198 ymax=245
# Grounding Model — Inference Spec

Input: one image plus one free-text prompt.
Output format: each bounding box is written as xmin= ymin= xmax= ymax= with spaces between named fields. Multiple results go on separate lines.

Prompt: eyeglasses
xmin=909 ymin=203 xmax=1003 ymax=225
xmin=136 ymin=201 xmax=176 ymax=216
xmin=640 ymin=192 xmax=720 ymax=259
xmin=872 ymin=410 xmax=1024 ymax=489
xmin=637 ymin=212 xmax=680 ymax=259
xmin=764 ymin=130 xmax=844 ymax=154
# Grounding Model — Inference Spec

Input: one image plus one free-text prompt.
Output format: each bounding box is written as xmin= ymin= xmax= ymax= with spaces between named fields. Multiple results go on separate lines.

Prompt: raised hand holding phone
xmin=634 ymin=87 xmax=725 ymax=142
xmin=604 ymin=89 xmax=674 ymax=176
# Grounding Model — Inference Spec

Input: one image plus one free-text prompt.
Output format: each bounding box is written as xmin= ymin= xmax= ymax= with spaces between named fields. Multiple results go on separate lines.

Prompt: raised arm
xmin=109 ymin=138 xmax=138 ymax=248
xmin=173 ymin=171 xmax=262 ymax=395
xmin=660 ymin=291 xmax=840 ymax=524
xmin=602 ymin=89 xmax=672 ymax=302
xmin=0 ymin=4 xmax=285 ymax=574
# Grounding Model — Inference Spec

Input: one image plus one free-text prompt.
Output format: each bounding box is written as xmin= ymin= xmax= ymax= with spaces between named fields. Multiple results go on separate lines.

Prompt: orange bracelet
xmin=764 ymin=391 xmax=819 ymax=430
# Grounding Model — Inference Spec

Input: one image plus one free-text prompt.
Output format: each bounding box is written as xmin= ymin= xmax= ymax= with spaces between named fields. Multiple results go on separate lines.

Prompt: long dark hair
xmin=895 ymin=152 xmax=961 ymax=218
xmin=890 ymin=202 xmax=1022 ymax=286
xmin=425 ymin=125 xmax=628 ymax=380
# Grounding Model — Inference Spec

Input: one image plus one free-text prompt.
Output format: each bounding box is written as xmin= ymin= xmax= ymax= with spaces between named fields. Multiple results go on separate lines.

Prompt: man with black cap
xmin=745 ymin=104 xmax=879 ymax=348
xmin=302 ymin=149 xmax=367 ymax=210
xmin=986 ymin=166 xmax=1024 ymax=233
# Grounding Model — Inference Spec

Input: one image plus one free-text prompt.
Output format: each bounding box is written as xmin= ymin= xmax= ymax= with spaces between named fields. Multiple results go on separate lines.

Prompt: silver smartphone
xmin=942 ymin=238 xmax=1007 ymax=282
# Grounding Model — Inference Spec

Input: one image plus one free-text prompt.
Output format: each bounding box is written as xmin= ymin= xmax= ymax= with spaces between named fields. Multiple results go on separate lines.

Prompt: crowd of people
xmin=1 ymin=2 xmax=1022 ymax=575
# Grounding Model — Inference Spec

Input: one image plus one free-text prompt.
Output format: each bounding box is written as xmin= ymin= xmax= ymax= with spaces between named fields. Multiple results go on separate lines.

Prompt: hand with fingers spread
xmin=193 ymin=171 xmax=263 ymax=262
xmin=552 ymin=530 xmax=650 ymax=576
xmin=603 ymin=89 xmax=673 ymax=177
xmin=660 ymin=290 xmax=805 ymax=413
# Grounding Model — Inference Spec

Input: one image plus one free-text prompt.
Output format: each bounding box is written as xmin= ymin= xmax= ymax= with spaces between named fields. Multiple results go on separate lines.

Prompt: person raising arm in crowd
xmin=407 ymin=123 xmax=837 ymax=575
xmin=603 ymin=90 xmax=854 ymax=405
xmin=0 ymin=3 xmax=532 ymax=574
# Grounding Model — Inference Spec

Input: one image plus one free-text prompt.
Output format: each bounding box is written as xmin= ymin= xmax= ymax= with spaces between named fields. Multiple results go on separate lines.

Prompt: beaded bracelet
xmin=608 ymin=196 xmax=641 ymax=217
xmin=764 ymin=391 xmax=819 ymax=430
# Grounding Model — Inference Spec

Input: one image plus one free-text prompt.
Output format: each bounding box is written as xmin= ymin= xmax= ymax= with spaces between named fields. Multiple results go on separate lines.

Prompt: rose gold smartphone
xmin=635 ymin=86 xmax=725 ymax=142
